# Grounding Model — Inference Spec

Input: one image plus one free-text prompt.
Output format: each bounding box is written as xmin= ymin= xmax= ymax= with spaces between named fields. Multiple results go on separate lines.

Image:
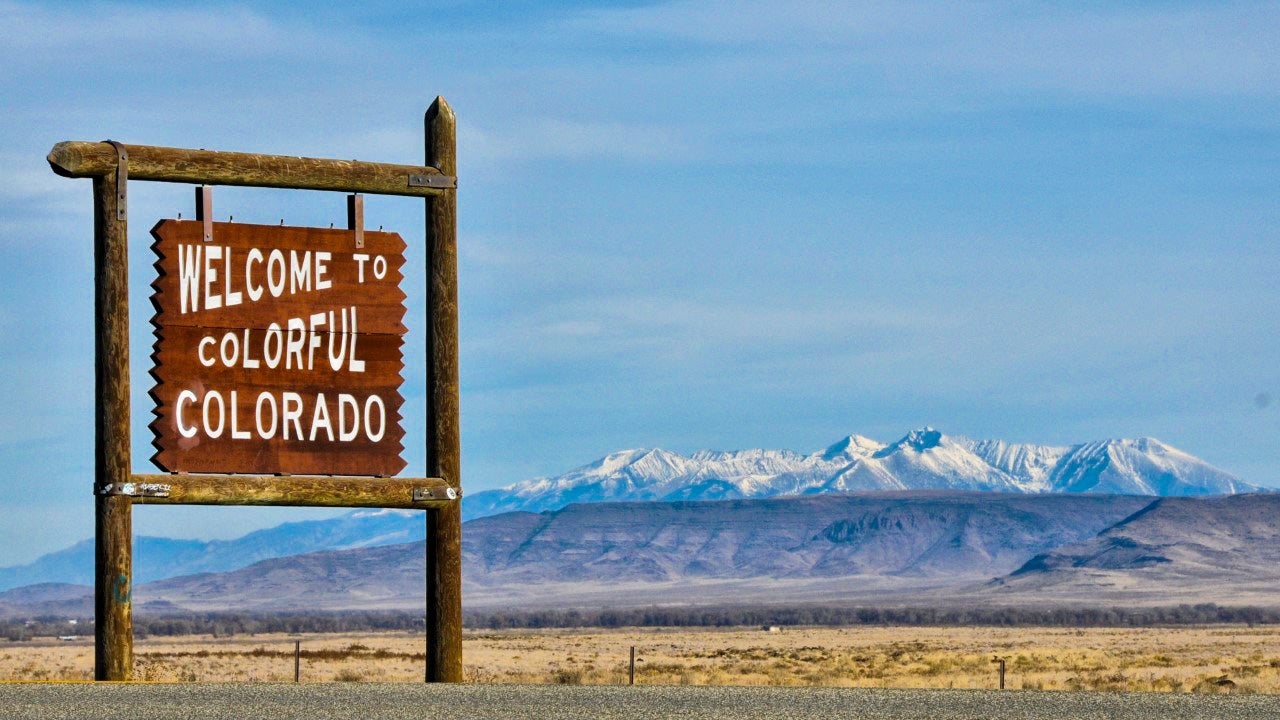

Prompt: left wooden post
xmin=93 ymin=168 xmax=133 ymax=681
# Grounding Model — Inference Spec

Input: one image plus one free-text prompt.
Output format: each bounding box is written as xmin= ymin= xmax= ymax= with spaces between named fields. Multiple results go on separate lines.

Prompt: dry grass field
xmin=3 ymin=625 xmax=1280 ymax=693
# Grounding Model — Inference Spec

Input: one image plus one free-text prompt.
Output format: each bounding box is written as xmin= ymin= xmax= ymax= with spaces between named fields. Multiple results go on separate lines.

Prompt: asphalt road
xmin=3 ymin=683 xmax=1279 ymax=720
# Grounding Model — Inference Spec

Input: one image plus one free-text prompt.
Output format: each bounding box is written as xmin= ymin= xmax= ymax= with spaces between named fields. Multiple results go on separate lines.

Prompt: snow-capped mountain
xmin=463 ymin=428 xmax=1260 ymax=519
xmin=1045 ymin=438 xmax=1254 ymax=495
xmin=963 ymin=439 xmax=1066 ymax=492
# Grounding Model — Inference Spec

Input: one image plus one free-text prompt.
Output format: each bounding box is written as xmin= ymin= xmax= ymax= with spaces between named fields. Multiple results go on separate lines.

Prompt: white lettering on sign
xmin=177 ymin=243 xmax=341 ymax=313
xmin=172 ymin=388 xmax=389 ymax=443
xmin=186 ymin=309 xmax=366 ymax=373
xmin=178 ymin=244 xmax=201 ymax=314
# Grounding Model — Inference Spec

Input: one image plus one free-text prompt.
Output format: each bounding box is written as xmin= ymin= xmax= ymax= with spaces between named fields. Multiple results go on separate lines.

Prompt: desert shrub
xmin=1086 ymin=672 xmax=1131 ymax=691
xmin=1192 ymin=675 xmax=1241 ymax=694
xmin=552 ymin=668 xmax=583 ymax=685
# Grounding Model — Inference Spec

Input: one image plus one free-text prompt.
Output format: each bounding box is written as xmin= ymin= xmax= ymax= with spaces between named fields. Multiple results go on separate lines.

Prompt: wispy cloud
xmin=0 ymin=1 xmax=342 ymax=63
xmin=567 ymin=1 xmax=1280 ymax=99
xmin=463 ymin=119 xmax=694 ymax=167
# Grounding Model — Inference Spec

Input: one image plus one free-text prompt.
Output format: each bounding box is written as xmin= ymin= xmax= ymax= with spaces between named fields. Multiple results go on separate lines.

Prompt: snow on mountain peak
xmin=958 ymin=438 xmax=1068 ymax=493
xmin=878 ymin=427 xmax=944 ymax=455
xmin=1049 ymin=437 xmax=1250 ymax=496
xmin=820 ymin=434 xmax=886 ymax=460
xmin=590 ymin=448 xmax=655 ymax=474
xmin=462 ymin=429 xmax=1260 ymax=520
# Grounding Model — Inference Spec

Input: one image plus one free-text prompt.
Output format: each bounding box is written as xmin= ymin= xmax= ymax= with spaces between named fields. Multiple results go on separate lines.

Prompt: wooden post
xmin=424 ymin=96 xmax=463 ymax=683
xmin=629 ymin=646 xmax=636 ymax=685
xmin=93 ymin=171 xmax=133 ymax=681
xmin=294 ymin=641 xmax=301 ymax=682
xmin=999 ymin=657 xmax=1006 ymax=690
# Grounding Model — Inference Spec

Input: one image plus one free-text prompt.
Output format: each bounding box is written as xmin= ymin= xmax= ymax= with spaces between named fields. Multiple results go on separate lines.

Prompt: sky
xmin=0 ymin=1 xmax=1277 ymax=563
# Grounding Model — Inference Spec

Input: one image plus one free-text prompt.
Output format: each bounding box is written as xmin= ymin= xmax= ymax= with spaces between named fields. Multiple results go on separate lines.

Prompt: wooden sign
xmin=149 ymin=220 xmax=407 ymax=476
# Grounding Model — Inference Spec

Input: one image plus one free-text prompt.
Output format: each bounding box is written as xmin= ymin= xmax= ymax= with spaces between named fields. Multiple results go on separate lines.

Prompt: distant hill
xmin=8 ymin=492 xmax=1280 ymax=616
xmin=988 ymin=494 xmax=1280 ymax=605
xmin=460 ymin=492 xmax=1152 ymax=585
xmin=463 ymin=428 xmax=1258 ymax=519
xmin=0 ymin=509 xmax=427 ymax=592
xmin=119 ymin=492 xmax=1153 ymax=612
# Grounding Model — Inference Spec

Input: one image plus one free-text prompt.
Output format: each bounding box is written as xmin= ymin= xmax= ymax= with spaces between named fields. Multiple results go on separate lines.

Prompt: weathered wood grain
xmin=149 ymin=221 xmax=407 ymax=476
xmin=425 ymin=96 xmax=464 ymax=683
xmin=94 ymin=173 xmax=133 ymax=680
xmin=48 ymin=141 xmax=454 ymax=196
xmin=129 ymin=474 xmax=457 ymax=508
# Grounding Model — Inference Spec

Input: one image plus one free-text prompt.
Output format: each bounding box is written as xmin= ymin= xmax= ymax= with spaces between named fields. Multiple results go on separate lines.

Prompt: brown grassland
xmin=3 ymin=625 xmax=1280 ymax=693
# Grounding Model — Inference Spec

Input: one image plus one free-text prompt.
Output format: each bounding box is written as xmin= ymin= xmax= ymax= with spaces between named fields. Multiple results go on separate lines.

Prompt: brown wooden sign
xmin=149 ymin=220 xmax=407 ymax=476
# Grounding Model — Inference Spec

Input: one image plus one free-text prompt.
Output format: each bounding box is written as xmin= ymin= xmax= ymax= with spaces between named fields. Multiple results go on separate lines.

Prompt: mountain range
xmin=455 ymin=491 xmax=1158 ymax=609
xmin=132 ymin=491 xmax=1157 ymax=611
xmin=463 ymin=428 xmax=1259 ymax=519
xmin=0 ymin=428 xmax=1266 ymax=610
xmin=5 ymin=491 xmax=1278 ymax=616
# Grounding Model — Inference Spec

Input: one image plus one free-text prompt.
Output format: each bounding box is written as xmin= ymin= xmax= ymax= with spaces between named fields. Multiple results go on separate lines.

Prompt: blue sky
xmin=1 ymin=1 xmax=1277 ymax=563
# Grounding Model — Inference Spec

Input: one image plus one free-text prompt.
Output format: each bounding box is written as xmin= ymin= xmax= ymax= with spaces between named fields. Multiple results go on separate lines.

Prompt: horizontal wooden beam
xmin=120 ymin=474 xmax=458 ymax=508
xmin=48 ymin=141 xmax=455 ymax=197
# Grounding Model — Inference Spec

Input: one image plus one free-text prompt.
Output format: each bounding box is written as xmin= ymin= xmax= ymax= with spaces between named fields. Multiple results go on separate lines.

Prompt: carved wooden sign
xmin=149 ymin=220 xmax=407 ymax=476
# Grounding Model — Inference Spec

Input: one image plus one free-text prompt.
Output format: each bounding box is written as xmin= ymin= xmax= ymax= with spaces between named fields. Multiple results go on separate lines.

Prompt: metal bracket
xmin=196 ymin=185 xmax=213 ymax=242
xmin=408 ymin=173 xmax=456 ymax=189
xmin=103 ymin=140 xmax=127 ymax=220
xmin=97 ymin=482 xmax=172 ymax=498
xmin=347 ymin=193 xmax=364 ymax=249
xmin=413 ymin=486 xmax=460 ymax=502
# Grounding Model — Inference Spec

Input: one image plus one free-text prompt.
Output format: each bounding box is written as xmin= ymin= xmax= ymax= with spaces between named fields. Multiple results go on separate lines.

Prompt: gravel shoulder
xmin=3 ymin=683 xmax=1280 ymax=720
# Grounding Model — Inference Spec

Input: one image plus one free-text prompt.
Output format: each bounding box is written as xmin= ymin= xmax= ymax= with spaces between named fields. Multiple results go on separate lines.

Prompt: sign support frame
xmin=50 ymin=97 xmax=462 ymax=683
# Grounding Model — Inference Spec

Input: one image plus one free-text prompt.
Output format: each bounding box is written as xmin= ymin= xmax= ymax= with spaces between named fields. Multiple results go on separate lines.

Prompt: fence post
xmin=629 ymin=646 xmax=636 ymax=685
xmin=294 ymin=641 xmax=301 ymax=683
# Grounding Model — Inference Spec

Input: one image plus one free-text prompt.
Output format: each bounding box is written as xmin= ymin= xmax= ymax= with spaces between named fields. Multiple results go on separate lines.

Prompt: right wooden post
xmin=424 ymin=96 xmax=464 ymax=683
